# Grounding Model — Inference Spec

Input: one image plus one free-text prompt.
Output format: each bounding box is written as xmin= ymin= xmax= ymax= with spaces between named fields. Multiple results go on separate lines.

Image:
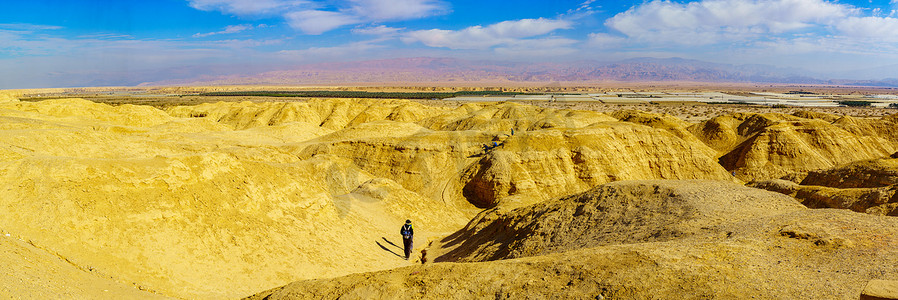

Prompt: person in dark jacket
xmin=400 ymin=220 xmax=414 ymax=260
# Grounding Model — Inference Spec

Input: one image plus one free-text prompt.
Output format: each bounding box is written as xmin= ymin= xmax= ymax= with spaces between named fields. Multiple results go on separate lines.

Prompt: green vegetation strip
xmin=198 ymin=90 xmax=531 ymax=99
xmin=838 ymin=100 xmax=873 ymax=107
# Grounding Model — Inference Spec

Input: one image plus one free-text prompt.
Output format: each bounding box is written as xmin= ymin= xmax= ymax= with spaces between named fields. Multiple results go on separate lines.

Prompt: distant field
xmin=19 ymin=90 xmax=542 ymax=108
xmin=14 ymin=87 xmax=897 ymax=121
xmin=199 ymin=90 xmax=535 ymax=99
xmin=19 ymin=95 xmax=302 ymax=108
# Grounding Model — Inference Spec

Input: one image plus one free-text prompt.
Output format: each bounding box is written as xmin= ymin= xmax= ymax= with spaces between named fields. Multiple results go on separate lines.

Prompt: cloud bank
xmin=189 ymin=0 xmax=448 ymax=34
xmin=402 ymin=18 xmax=572 ymax=50
xmin=604 ymin=0 xmax=898 ymax=45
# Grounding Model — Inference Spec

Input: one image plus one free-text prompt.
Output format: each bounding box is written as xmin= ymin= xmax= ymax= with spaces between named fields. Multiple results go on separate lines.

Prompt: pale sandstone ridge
xmin=689 ymin=112 xmax=898 ymax=181
xmin=0 ymin=98 xmax=742 ymax=299
xmin=249 ymin=180 xmax=898 ymax=299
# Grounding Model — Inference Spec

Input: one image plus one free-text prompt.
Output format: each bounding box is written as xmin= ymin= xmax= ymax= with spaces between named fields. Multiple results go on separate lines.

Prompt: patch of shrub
xmin=838 ymin=101 xmax=872 ymax=107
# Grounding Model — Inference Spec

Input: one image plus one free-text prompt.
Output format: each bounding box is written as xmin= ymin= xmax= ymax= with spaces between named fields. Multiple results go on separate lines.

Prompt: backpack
xmin=401 ymin=224 xmax=412 ymax=239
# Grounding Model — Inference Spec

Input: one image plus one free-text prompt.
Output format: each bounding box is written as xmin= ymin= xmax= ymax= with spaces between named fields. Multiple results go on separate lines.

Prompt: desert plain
xmin=1 ymin=86 xmax=898 ymax=299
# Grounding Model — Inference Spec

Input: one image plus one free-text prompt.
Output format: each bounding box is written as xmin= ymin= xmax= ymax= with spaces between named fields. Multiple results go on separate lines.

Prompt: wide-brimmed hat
xmin=405 ymin=219 xmax=411 ymax=224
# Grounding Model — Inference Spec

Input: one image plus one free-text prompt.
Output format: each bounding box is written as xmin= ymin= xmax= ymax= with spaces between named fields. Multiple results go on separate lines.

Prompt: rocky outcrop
xmin=750 ymin=179 xmax=898 ymax=215
xmin=750 ymin=157 xmax=898 ymax=216
xmin=800 ymin=157 xmax=898 ymax=188
xmin=861 ymin=280 xmax=898 ymax=300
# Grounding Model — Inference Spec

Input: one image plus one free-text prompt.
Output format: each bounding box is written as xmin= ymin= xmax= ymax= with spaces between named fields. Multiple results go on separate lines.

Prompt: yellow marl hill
xmin=689 ymin=111 xmax=898 ymax=180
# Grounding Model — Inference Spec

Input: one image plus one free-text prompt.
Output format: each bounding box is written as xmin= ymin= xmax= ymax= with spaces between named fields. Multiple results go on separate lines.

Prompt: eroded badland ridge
xmin=1 ymin=87 xmax=897 ymax=299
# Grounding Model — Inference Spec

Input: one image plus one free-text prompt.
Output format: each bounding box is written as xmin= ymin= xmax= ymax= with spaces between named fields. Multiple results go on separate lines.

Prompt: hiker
xmin=400 ymin=220 xmax=414 ymax=260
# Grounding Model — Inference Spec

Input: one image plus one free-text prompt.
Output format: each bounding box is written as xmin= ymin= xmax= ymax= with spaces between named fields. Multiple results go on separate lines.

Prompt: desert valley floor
xmin=1 ymin=87 xmax=897 ymax=299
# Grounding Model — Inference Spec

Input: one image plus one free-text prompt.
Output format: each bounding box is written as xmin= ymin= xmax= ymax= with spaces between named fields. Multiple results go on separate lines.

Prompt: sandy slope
xmin=0 ymin=97 xmax=475 ymax=298
xmin=0 ymin=231 xmax=170 ymax=299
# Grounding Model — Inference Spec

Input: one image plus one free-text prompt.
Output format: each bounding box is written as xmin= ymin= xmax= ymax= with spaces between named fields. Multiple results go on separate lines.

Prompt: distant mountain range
xmin=144 ymin=57 xmax=898 ymax=87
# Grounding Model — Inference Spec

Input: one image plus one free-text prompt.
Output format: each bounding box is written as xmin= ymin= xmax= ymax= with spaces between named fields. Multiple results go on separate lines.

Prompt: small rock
xmin=861 ymin=280 xmax=898 ymax=300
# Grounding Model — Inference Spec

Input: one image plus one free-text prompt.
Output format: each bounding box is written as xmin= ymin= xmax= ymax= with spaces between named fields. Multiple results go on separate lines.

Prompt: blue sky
xmin=3 ymin=0 xmax=898 ymax=88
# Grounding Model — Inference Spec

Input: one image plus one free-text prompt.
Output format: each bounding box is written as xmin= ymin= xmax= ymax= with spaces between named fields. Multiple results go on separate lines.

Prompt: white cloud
xmin=606 ymin=0 xmax=853 ymax=44
xmin=505 ymin=37 xmax=578 ymax=49
xmin=275 ymin=39 xmax=387 ymax=62
xmin=351 ymin=25 xmax=403 ymax=36
xmin=284 ymin=10 xmax=360 ymax=35
xmin=564 ymin=0 xmax=599 ymax=19
xmin=193 ymin=24 xmax=255 ymax=38
xmin=587 ymin=33 xmax=625 ymax=48
xmin=188 ymin=0 xmax=447 ymax=34
xmin=836 ymin=16 xmax=898 ymax=40
xmin=0 ymin=28 xmax=290 ymax=88
xmin=347 ymin=0 xmax=448 ymax=21
xmin=493 ymin=38 xmax=579 ymax=58
xmin=0 ymin=23 xmax=64 ymax=31
xmin=187 ymin=0 xmax=305 ymax=15
xmin=402 ymin=18 xmax=572 ymax=49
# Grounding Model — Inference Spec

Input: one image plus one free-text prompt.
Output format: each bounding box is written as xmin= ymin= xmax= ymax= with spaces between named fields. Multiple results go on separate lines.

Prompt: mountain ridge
xmin=143 ymin=57 xmax=898 ymax=87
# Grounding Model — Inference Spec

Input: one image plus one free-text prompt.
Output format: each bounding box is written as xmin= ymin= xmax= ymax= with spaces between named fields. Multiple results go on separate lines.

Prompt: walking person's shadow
xmin=376 ymin=237 xmax=404 ymax=258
